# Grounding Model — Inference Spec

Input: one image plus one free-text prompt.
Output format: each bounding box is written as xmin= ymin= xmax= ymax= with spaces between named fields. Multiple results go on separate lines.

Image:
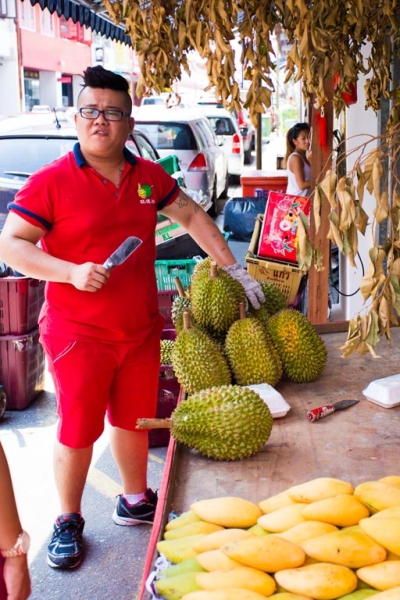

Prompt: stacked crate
xmin=0 ymin=277 xmax=46 ymax=410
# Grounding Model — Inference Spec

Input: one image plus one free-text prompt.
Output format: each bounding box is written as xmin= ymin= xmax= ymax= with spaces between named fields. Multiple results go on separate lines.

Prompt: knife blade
xmin=307 ymin=399 xmax=359 ymax=422
xmin=102 ymin=236 xmax=142 ymax=270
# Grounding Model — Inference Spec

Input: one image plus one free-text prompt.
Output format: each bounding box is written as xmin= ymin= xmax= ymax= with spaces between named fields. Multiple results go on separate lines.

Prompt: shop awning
xmin=25 ymin=0 xmax=131 ymax=45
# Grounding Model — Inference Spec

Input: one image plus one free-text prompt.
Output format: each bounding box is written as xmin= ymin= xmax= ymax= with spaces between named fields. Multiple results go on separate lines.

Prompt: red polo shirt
xmin=9 ymin=144 xmax=180 ymax=341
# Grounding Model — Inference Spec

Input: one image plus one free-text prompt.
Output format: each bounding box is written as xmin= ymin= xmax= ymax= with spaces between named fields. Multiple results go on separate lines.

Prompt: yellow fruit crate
xmin=245 ymin=214 xmax=304 ymax=304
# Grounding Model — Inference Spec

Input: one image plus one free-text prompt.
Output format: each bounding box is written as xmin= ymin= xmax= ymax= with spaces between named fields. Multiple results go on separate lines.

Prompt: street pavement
xmin=0 ymin=134 xmax=285 ymax=600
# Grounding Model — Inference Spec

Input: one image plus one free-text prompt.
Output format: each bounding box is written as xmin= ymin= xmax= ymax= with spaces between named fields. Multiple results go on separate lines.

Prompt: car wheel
xmin=244 ymin=147 xmax=252 ymax=164
xmin=0 ymin=386 xmax=7 ymax=420
xmin=220 ymin=172 xmax=229 ymax=199
xmin=207 ymin=182 xmax=218 ymax=217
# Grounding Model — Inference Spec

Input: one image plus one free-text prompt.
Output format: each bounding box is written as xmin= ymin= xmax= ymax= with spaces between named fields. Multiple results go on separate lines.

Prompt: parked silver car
xmin=134 ymin=107 xmax=229 ymax=215
xmin=199 ymin=106 xmax=244 ymax=182
xmin=0 ymin=122 xmax=161 ymax=229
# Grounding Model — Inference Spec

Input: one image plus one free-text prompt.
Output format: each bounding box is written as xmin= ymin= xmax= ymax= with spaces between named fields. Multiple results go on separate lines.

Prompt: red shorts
xmin=40 ymin=331 xmax=161 ymax=449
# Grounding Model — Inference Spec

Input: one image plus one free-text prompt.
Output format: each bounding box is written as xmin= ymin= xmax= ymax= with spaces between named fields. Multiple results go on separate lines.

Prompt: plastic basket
xmin=155 ymin=258 xmax=198 ymax=291
xmin=150 ymin=329 xmax=179 ymax=448
xmin=0 ymin=277 xmax=45 ymax=335
xmin=245 ymin=214 xmax=303 ymax=303
xmin=0 ymin=328 xmax=46 ymax=410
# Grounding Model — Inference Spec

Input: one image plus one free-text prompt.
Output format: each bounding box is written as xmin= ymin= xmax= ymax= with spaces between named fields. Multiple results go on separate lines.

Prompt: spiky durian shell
xmin=260 ymin=281 xmax=288 ymax=317
xmin=190 ymin=266 xmax=246 ymax=334
xmin=160 ymin=339 xmax=175 ymax=364
xmin=225 ymin=317 xmax=283 ymax=387
xmin=267 ymin=308 xmax=327 ymax=383
xmin=171 ymin=327 xmax=231 ymax=395
xmin=170 ymin=385 xmax=273 ymax=461
xmin=191 ymin=256 xmax=212 ymax=278
xmin=171 ymin=296 xmax=193 ymax=333
xmin=247 ymin=302 xmax=271 ymax=330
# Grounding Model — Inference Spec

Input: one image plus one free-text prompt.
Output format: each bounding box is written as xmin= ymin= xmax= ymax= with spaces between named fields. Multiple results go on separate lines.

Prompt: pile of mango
xmin=154 ymin=476 xmax=400 ymax=600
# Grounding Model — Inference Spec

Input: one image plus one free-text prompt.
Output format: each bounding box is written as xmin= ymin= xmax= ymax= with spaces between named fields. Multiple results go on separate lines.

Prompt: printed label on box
xmin=257 ymin=191 xmax=310 ymax=263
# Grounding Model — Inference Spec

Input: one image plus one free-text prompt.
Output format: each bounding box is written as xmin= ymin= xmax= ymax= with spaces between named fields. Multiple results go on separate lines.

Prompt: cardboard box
xmin=245 ymin=215 xmax=304 ymax=303
xmin=257 ymin=191 xmax=310 ymax=264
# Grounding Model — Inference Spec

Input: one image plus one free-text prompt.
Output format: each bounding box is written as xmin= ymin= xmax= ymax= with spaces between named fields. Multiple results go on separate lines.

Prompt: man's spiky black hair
xmin=81 ymin=66 xmax=129 ymax=93
xmin=78 ymin=66 xmax=133 ymax=114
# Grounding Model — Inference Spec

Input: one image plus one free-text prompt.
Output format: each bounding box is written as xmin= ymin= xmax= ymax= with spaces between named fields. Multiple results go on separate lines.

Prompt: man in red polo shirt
xmin=0 ymin=66 xmax=265 ymax=570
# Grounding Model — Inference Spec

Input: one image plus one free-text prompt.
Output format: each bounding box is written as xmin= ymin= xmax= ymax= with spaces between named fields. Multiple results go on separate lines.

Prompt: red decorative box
xmin=257 ymin=191 xmax=310 ymax=264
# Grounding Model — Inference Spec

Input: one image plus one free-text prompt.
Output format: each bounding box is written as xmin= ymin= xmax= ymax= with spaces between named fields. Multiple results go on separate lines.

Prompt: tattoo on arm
xmin=176 ymin=192 xmax=189 ymax=209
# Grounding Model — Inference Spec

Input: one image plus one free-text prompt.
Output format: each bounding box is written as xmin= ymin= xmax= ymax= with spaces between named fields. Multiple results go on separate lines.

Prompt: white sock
xmin=123 ymin=491 xmax=147 ymax=505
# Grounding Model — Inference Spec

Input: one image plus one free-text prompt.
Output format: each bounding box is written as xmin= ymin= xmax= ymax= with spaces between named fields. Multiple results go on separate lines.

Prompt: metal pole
xmin=256 ymin=113 xmax=262 ymax=170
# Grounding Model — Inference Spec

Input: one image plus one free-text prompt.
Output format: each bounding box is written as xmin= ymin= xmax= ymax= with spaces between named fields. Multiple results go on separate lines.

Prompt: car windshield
xmin=207 ymin=117 xmax=235 ymax=136
xmin=0 ymin=137 xmax=76 ymax=180
xmin=134 ymin=122 xmax=197 ymax=151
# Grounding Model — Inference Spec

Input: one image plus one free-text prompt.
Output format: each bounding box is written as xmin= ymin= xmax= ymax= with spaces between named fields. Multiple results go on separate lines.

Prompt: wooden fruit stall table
xmin=139 ymin=328 xmax=400 ymax=599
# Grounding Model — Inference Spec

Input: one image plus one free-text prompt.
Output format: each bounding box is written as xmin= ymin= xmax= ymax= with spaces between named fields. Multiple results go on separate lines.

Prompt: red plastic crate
xmin=149 ymin=329 xmax=179 ymax=448
xmin=0 ymin=277 xmax=45 ymax=335
xmin=0 ymin=328 xmax=46 ymax=410
xmin=158 ymin=290 xmax=178 ymax=329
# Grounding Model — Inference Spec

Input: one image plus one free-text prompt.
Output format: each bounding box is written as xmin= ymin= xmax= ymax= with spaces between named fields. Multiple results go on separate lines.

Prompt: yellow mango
xmin=196 ymin=566 xmax=276 ymax=596
xmin=166 ymin=510 xmax=203 ymax=531
xmin=274 ymin=562 xmax=358 ymax=599
xmin=258 ymin=503 xmax=308 ymax=533
xmin=288 ymin=477 xmax=354 ymax=503
xmin=157 ymin=534 xmax=206 ymax=563
xmin=301 ymin=494 xmax=370 ymax=526
xmin=301 ymin=525 xmax=387 ymax=568
xmin=370 ymin=506 xmax=400 ymax=519
xmin=191 ymin=497 xmax=262 ymax=528
xmin=354 ymin=481 xmax=400 ymax=513
xmin=222 ymin=534 xmax=305 ymax=572
xmin=196 ymin=549 xmax=242 ymax=572
xmin=164 ymin=522 xmax=224 ymax=540
xmin=192 ymin=528 xmax=254 ymax=553
xmin=337 ymin=591 xmax=379 ymax=599
xmin=379 ymin=475 xmax=400 ymax=488
xmin=165 ymin=557 xmax=205 ymax=577
xmin=356 ymin=560 xmax=400 ymax=590
xmin=258 ymin=489 xmax=297 ymax=514
xmin=155 ymin=572 xmax=201 ymax=600
xmin=276 ymin=520 xmax=338 ymax=545
xmin=181 ymin=589 xmax=270 ymax=600
xmin=363 ymin=587 xmax=400 ymax=599
xmin=359 ymin=518 xmax=400 ymax=555
xmin=247 ymin=523 xmax=271 ymax=536
xmin=269 ymin=595 xmax=313 ymax=600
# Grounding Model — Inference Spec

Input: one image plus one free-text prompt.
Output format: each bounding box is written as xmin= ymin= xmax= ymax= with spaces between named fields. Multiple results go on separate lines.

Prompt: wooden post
xmin=307 ymin=78 xmax=334 ymax=325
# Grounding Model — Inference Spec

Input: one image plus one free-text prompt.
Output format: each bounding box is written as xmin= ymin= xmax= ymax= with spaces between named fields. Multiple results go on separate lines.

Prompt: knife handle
xmin=307 ymin=405 xmax=335 ymax=422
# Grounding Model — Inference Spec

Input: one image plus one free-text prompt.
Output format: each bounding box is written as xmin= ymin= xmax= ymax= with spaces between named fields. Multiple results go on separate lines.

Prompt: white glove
xmin=223 ymin=263 xmax=265 ymax=310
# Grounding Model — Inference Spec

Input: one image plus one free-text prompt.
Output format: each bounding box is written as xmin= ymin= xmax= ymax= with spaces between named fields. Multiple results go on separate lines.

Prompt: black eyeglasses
xmin=78 ymin=108 xmax=130 ymax=122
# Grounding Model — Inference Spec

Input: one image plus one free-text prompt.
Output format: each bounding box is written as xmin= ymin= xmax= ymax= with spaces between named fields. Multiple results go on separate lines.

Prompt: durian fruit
xmin=190 ymin=256 xmax=212 ymax=281
xmin=171 ymin=275 xmax=194 ymax=333
xmin=171 ymin=295 xmax=193 ymax=333
xmin=171 ymin=312 xmax=231 ymax=394
xmin=225 ymin=303 xmax=283 ymax=387
xmin=260 ymin=281 xmax=288 ymax=317
xmin=161 ymin=339 xmax=175 ymax=364
xmin=169 ymin=385 xmax=273 ymax=461
xmin=267 ymin=308 xmax=327 ymax=383
xmin=190 ymin=261 xmax=246 ymax=334
xmin=247 ymin=302 xmax=271 ymax=330
xmin=137 ymin=385 xmax=273 ymax=461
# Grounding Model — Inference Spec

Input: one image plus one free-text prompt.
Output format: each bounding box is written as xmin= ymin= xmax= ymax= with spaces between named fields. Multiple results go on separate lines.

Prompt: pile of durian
xmin=170 ymin=258 xmax=327 ymax=393
xmin=153 ymin=476 xmax=400 ymax=600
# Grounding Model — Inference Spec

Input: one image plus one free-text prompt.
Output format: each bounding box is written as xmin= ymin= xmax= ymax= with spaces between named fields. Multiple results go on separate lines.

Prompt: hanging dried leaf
xmin=373 ymin=189 xmax=389 ymax=224
xmin=318 ymin=169 xmax=337 ymax=209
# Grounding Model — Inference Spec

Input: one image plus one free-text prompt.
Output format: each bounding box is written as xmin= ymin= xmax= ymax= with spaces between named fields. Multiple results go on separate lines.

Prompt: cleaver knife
xmin=102 ymin=236 xmax=142 ymax=270
xmin=307 ymin=399 xmax=359 ymax=422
